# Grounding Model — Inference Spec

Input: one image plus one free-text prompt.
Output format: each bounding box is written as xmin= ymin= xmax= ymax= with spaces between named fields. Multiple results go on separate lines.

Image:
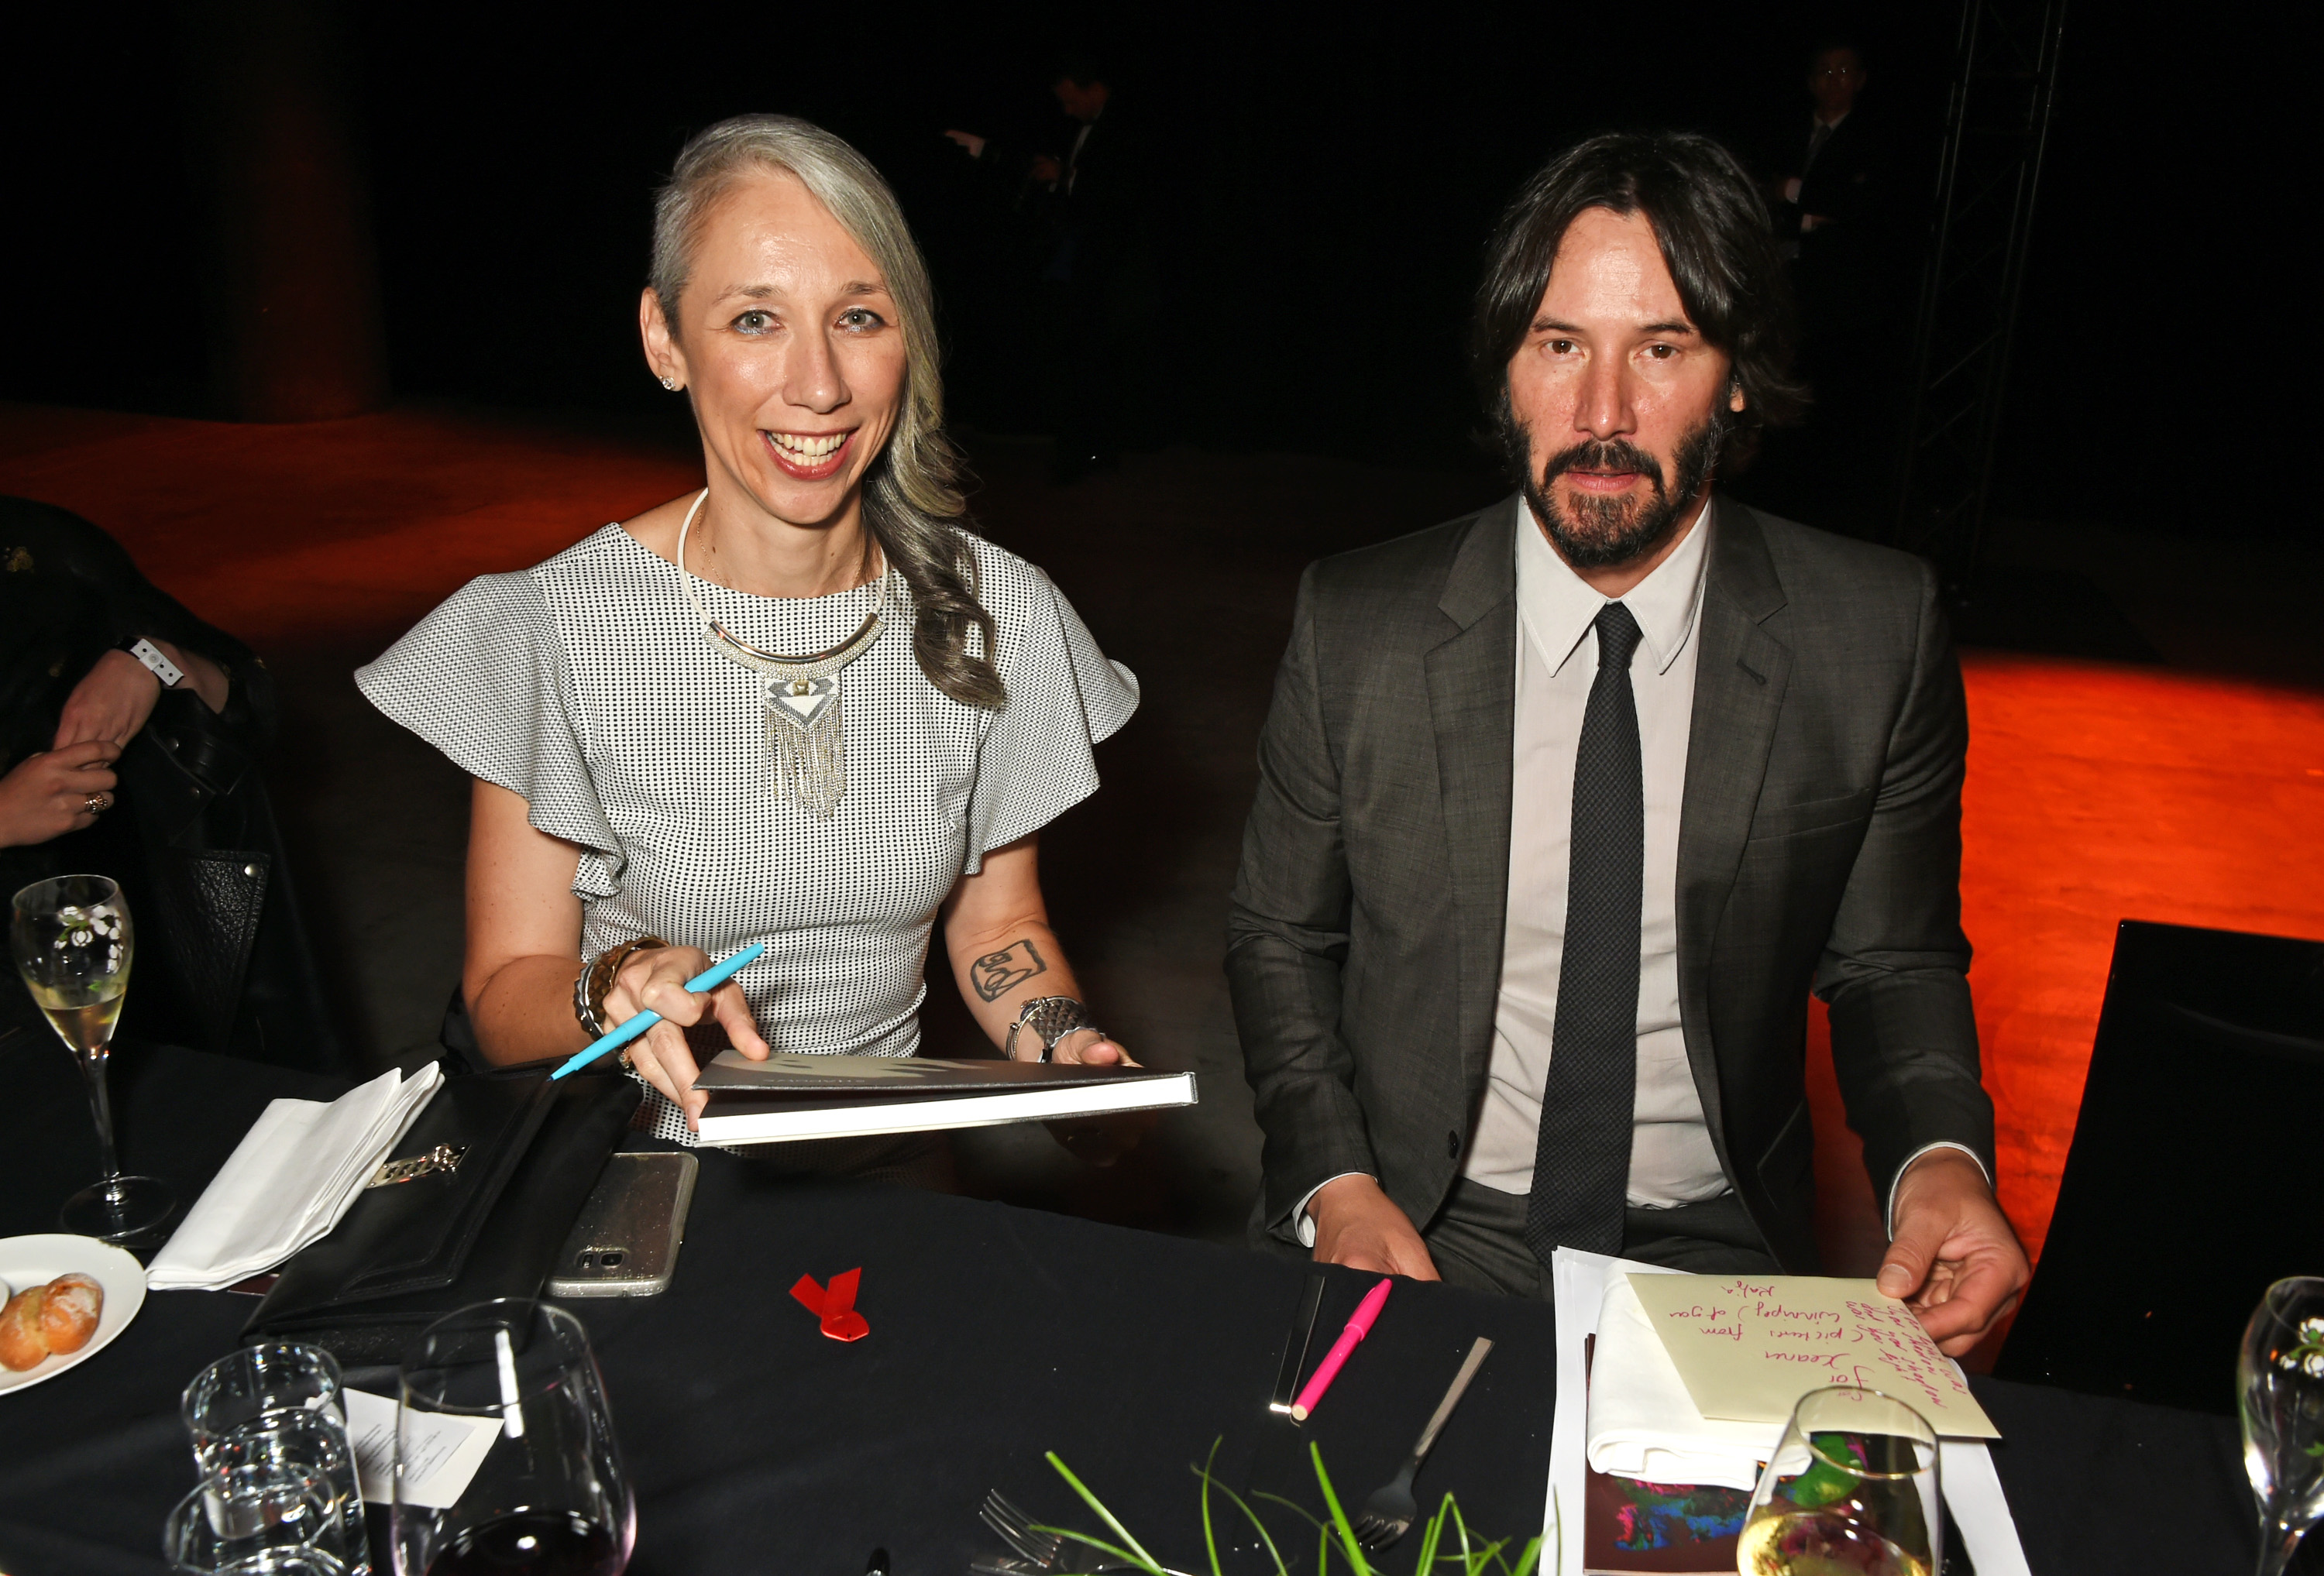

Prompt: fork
xmin=977 ymin=1490 xmax=1196 ymax=1576
xmin=979 ymin=1490 xmax=1066 ymax=1569
xmin=1351 ymin=1335 xmax=1494 ymax=1550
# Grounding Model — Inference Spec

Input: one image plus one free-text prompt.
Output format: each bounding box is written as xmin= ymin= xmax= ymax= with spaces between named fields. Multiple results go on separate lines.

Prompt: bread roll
xmin=37 ymin=1273 xmax=102 ymax=1355
xmin=0 ymin=1288 xmax=47 ymax=1371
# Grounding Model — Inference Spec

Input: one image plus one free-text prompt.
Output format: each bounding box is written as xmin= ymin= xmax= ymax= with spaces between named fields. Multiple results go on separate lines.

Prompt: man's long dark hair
xmin=1471 ymin=131 xmax=1808 ymax=472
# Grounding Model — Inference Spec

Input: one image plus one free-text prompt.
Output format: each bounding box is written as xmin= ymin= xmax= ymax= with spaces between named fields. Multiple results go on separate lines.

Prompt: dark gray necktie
xmin=1804 ymin=118 xmax=1833 ymax=172
xmin=1524 ymin=602 xmax=1645 ymax=1264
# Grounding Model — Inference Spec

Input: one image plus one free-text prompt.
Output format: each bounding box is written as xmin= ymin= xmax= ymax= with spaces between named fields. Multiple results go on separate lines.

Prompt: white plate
xmin=0 ymin=1234 xmax=148 ymax=1394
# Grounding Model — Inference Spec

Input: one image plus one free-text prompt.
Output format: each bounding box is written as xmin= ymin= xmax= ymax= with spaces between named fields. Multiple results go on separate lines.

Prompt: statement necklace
xmin=675 ymin=489 xmax=892 ymax=817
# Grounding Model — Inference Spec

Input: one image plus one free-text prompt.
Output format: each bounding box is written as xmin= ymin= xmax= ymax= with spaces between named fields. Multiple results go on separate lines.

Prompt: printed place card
xmin=1624 ymin=1273 xmax=1999 ymax=1438
xmin=346 ymin=1389 xmax=504 ymax=1507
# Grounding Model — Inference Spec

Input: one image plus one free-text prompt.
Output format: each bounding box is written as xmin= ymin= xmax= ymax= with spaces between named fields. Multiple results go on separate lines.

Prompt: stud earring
xmin=660 ymin=375 xmax=679 ymax=391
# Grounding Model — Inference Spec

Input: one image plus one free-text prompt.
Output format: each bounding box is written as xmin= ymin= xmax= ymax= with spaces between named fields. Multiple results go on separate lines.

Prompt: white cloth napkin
xmin=1587 ymin=1273 xmax=1782 ymax=1489
xmin=148 ymin=1065 xmax=443 ymax=1292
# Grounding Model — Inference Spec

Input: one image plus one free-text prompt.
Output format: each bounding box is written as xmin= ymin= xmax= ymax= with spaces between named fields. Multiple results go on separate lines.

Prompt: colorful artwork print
xmin=1604 ymin=1478 xmax=1752 ymax=1550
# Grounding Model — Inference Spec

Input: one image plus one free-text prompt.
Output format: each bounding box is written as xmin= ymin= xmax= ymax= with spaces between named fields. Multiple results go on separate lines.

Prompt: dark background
xmin=0 ymin=0 xmax=2299 ymax=540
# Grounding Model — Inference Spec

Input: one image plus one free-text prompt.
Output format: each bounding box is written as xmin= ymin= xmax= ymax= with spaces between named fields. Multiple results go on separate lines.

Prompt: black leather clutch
xmin=246 ymin=1063 xmax=641 ymax=1363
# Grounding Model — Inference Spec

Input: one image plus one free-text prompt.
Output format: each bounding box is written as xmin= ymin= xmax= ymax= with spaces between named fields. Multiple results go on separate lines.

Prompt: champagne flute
xmin=394 ymin=1300 xmax=634 ymax=1576
xmin=1738 ymin=1386 xmax=1941 ymax=1576
xmin=9 ymin=874 xmax=177 ymax=1241
xmin=2238 ymin=1275 xmax=2324 ymax=1576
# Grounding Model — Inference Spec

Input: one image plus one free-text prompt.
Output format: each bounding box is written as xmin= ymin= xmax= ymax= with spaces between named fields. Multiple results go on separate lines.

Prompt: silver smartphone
xmin=548 ymin=1152 xmax=699 ymax=1298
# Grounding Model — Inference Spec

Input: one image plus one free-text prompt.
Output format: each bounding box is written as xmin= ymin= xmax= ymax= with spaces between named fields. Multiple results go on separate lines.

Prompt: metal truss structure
xmin=1892 ymin=0 xmax=2070 ymax=586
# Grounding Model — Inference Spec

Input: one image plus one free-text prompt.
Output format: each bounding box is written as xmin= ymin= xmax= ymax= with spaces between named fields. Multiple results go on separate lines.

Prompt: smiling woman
xmin=354 ymin=116 xmax=1143 ymax=1168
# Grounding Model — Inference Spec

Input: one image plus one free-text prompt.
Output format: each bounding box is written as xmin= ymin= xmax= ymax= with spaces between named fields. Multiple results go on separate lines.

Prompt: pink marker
xmin=1289 ymin=1277 xmax=1394 ymax=1422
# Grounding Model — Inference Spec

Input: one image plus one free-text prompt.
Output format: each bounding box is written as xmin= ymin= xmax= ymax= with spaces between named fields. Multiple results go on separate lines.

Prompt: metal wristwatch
xmin=1004 ymin=996 xmax=1102 ymax=1063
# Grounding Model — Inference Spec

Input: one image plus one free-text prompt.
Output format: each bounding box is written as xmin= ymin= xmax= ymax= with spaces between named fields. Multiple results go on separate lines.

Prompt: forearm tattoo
xmin=971 ymin=938 xmax=1047 ymax=1002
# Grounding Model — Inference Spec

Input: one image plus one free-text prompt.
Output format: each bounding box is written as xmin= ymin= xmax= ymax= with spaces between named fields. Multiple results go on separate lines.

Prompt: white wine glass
xmin=1738 ymin=1385 xmax=1941 ymax=1576
xmin=9 ymin=874 xmax=177 ymax=1241
xmin=2239 ymin=1275 xmax=2324 ymax=1576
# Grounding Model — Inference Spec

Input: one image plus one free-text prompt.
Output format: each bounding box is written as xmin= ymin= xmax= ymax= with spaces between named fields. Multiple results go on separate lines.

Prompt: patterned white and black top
xmin=356 ymin=521 xmax=1140 ymax=1143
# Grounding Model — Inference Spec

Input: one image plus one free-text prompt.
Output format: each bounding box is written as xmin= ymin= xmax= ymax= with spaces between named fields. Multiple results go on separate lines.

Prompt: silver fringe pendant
xmin=674 ymin=490 xmax=892 ymax=819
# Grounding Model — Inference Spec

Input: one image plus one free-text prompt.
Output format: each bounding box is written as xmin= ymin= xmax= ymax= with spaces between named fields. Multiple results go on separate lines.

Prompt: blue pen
xmin=548 ymin=940 xmax=768 ymax=1080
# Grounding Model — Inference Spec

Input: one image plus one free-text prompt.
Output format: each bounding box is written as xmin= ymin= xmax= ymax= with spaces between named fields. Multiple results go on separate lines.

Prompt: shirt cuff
xmin=1885 ymin=1142 xmax=1991 ymax=1238
xmin=1292 ymin=1171 xmax=1373 ymax=1248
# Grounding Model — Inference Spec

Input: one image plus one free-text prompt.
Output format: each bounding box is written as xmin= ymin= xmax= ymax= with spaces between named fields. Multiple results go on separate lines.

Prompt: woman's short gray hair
xmin=649 ymin=115 xmax=1004 ymax=709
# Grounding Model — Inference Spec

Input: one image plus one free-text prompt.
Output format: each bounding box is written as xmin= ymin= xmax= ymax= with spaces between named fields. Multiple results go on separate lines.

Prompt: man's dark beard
xmin=1504 ymin=403 xmax=1728 ymax=570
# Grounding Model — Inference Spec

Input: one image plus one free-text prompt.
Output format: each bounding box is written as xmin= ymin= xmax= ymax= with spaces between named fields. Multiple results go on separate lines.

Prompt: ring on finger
xmin=83 ymin=791 xmax=113 ymax=815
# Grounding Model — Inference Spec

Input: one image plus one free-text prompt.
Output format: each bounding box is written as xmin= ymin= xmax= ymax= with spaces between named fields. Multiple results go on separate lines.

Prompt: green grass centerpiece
xmin=1028 ymin=1440 xmax=1546 ymax=1576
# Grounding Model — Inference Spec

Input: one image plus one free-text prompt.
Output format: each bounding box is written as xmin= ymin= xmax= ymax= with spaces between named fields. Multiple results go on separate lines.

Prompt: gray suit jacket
xmin=1224 ymin=495 xmax=1994 ymax=1272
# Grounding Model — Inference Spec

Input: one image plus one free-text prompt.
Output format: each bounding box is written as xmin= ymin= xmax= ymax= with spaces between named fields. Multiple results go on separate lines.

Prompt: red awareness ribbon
xmin=789 ymin=1268 xmax=870 ymax=1341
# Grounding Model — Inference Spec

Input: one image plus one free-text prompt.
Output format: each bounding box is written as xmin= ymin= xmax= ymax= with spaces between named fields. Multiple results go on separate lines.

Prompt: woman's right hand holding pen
xmin=607 ymin=944 xmax=771 ymax=1130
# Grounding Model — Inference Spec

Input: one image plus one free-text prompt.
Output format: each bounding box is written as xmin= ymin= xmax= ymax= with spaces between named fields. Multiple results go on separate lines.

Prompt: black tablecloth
xmin=0 ymin=1032 xmax=2288 ymax=1575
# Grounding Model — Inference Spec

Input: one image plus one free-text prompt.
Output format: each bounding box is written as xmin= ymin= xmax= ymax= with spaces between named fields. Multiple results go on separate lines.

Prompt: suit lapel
xmin=1676 ymin=500 xmax=1793 ymax=1152
xmin=1425 ymin=497 xmax=1521 ymax=1091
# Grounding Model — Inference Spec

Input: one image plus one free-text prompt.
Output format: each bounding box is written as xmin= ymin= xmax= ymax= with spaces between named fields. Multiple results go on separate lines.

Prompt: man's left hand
xmin=1878 ymin=1149 xmax=2031 ymax=1356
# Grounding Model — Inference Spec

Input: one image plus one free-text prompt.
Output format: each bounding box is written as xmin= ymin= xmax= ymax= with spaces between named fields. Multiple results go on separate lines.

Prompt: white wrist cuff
xmin=123 ymin=637 xmax=184 ymax=687
xmin=1886 ymin=1142 xmax=1992 ymax=1238
xmin=1292 ymin=1171 xmax=1373 ymax=1248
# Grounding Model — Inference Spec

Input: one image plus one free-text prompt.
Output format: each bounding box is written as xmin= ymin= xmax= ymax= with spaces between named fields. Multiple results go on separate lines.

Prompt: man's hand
xmin=941 ymin=129 xmax=987 ymax=159
xmin=1030 ymin=153 xmax=1063 ymax=184
xmin=1308 ymin=1173 xmax=1440 ymax=1280
xmin=1879 ymin=1149 xmax=2030 ymax=1356
xmin=0 ymin=741 xmax=120 ymax=849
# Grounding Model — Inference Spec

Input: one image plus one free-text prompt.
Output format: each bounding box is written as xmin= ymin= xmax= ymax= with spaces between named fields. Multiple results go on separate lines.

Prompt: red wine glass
xmin=393 ymin=1300 xmax=634 ymax=1576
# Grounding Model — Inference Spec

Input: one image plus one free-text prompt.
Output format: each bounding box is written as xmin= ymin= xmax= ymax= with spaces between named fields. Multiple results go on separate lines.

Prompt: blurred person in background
xmin=1755 ymin=39 xmax=1905 ymax=532
xmin=0 ymin=496 xmax=343 ymax=1069
xmin=944 ymin=54 xmax=1160 ymax=482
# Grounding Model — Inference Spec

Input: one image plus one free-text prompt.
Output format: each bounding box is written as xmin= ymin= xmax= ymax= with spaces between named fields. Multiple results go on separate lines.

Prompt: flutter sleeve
xmin=963 ymin=566 xmax=1140 ymax=872
xmin=354 ymin=570 xmax=624 ymax=898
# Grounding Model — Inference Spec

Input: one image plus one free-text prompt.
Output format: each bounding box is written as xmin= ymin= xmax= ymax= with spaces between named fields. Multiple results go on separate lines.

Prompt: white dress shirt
xmin=1461 ymin=494 xmax=1726 ymax=1205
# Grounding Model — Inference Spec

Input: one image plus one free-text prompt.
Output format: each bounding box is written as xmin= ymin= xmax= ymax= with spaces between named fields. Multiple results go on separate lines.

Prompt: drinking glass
xmin=394 ymin=1300 xmax=634 ymax=1576
xmin=163 ymin=1470 xmax=352 ymax=1574
xmin=184 ymin=1342 xmax=370 ymax=1575
xmin=2238 ymin=1275 xmax=2324 ymax=1576
xmin=9 ymin=874 xmax=176 ymax=1240
xmin=1738 ymin=1386 xmax=1941 ymax=1576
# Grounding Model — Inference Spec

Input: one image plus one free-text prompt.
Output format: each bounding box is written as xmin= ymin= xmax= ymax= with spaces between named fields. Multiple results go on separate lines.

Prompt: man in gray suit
xmin=1226 ymin=132 xmax=2028 ymax=1353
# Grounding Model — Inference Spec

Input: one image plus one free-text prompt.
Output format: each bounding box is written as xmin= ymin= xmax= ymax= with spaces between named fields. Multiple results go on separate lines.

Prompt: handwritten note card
xmin=1624 ymin=1274 xmax=1999 ymax=1439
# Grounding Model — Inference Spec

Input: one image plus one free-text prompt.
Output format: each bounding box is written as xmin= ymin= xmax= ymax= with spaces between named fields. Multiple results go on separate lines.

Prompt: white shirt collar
xmin=1514 ymin=491 xmax=1714 ymax=678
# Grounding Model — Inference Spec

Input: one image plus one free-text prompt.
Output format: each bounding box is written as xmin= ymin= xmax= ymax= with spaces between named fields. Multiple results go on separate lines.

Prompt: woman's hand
xmin=603 ymin=944 xmax=772 ymax=1131
xmin=942 ymin=834 xmax=1157 ymax=1165
xmin=51 ymin=640 xmax=230 ymax=752
xmin=1039 ymin=1028 xmax=1158 ymax=1164
xmin=1026 ymin=1027 xmax=1136 ymax=1067
xmin=0 ymin=741 xmax=120 ymax=849
xmin=52 ymin=650 xmax=165 ymax=750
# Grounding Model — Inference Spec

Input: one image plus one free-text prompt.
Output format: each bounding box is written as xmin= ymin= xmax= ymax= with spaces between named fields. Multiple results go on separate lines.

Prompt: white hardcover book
xmin=686 ymin=1050 xmax=1198 ymax=1145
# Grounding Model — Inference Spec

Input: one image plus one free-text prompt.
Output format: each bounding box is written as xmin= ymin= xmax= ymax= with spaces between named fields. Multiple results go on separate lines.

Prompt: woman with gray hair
xmin=357 ymin=115 xmax=1141 ymax=1155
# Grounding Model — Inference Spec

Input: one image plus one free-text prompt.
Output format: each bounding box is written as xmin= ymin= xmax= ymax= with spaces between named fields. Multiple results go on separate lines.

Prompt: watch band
xmin=1004 ymin=995 xmax=1102 ymax=1063
xmin=119 ymin=637 xmax=184 ymax=688
xmin=575 ymin=934 xmax=668 ymax=1041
